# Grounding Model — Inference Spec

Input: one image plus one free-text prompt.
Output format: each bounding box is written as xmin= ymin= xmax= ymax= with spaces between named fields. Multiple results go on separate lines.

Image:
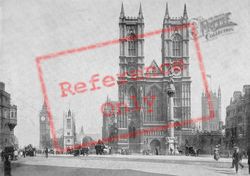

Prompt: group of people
xmin=95 ymin=140 xmax=105 ymax=155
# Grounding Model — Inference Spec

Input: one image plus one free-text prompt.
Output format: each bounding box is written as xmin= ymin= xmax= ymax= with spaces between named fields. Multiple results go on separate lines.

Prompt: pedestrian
xmin=170 ymin=147 xmax=173 ymax=155
xmin=247 ymin=147 xmax=250 ymax=174
xmin=14 ymin=150 xmax=18 ymax=160
xmin=45 ymin=147 xmax=48 ymax=158
xmin=4 ymin=155 xmax=11 ymax=176
xmin=23 ymin=150 xmax=26 ymax=158
xmin=214 ymin=145 xmax=220 ymax=161
xmin=232 ymin=147 xmax=244 ymax=173
xmin=1 ymin=149 xmax=4 ymax=161
xmin=155 ymin=147 xmax=159 ymax=155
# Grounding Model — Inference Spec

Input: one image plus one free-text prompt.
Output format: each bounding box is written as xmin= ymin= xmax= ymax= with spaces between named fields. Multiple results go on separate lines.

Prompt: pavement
xmin=1 ymin=154 xmax=249 ymax=176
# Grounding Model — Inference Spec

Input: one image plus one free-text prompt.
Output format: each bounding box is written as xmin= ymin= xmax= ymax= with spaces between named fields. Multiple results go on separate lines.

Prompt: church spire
xmin=138 ymin=3 xmax=143 ymax=19
xmin=218 ymin=86 xmax=221 ymax=97
xmin=164 ymin=2 xmax=170 ymax=19
xmin=120 ymin=2 xmax=125 ymax=18
xmin=183 ymin=3 xmax=188 ymax=19
xmin=42 ymin=99 xmax=47 ymax=111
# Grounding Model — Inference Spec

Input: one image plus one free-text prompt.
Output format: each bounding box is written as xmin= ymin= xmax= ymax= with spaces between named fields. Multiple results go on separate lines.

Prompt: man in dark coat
xmin=45 ymin=147 xmax=48 ymax=158
xmin=232 ymin=147 xmax=244 ymax=173
xmin=247 ymin=147 xmax=250 ymax=174
xmin=4 ymin=155 xmax=11 ymax=176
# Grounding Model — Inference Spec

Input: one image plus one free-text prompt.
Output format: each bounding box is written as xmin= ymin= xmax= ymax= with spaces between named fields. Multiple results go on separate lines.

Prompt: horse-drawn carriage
xmin=185 ymin=146 xmax=200 ymax=156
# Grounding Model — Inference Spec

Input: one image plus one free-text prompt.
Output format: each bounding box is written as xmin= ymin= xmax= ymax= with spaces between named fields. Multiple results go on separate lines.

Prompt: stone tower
xmin=117 ymin=3 xmax=145 ymax=152
xmin=161 ymin=3 xmax=191 ymax=128
xmin=39 ymin=101 xmax=51 ymax=149
xmin=63 ymin=109 xmax=76 ymax=149
xmin=113 ymin=3 xmax=192 ymax=154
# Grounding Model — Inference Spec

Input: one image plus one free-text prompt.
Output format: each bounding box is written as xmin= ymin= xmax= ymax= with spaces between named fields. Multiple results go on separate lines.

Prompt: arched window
xmin=128 ymin=34 xmax=136 ymax=56
xmin=128 ymin=87 xmax=137 ymax=107
xmin=172 ymin=34 xmax=182 ymax=56
xmin=146 ymin=87 xmax=162 ymax=121
xmin=129 ymin=122 xmax=136 ymax=139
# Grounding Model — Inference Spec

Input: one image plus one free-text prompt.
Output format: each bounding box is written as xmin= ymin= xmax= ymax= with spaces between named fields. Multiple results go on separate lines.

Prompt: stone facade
xmin=0 ymin=82 xmax=17 ymax=149
xmin=102 ymin=3 xmax=192 ymax=154
xmin=225 ymin=85 xmax=250 ymax=150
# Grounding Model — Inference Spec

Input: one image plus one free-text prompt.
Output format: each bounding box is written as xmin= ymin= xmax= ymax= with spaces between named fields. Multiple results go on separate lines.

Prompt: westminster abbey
xmin=103 ymin=3 xmax=192 ymax=154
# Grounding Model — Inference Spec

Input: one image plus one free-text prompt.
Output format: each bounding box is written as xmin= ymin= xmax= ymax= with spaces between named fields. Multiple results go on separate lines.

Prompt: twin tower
xmin=116 ymin=3 xmax=191 ymax=153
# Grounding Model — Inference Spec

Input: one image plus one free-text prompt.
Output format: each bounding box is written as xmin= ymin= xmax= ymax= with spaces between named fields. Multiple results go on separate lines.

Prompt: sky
xmin=0 ymin=0 xmax=249 ymax=147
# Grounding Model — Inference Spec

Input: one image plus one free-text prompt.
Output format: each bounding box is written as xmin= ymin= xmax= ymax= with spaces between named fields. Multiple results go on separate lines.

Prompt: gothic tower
xmin=39 ymin=101 xmax=51 ymax=149
xmin=63 ymin=109 xmax=76 ymax=149
xmin=218 ymin=86 xmax=222 ymax=129
xmin=117 ymin=3 xmax=145 ymax=152
xmin=161 ymin=3 xmax=191 ymax=128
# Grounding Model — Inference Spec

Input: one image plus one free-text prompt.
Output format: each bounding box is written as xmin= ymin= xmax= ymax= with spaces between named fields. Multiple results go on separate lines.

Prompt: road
xmin=1 ymin=154 xmax=249 ymax=176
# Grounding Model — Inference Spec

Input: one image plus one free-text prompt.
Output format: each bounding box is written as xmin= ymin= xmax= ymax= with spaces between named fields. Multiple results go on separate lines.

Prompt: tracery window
xmin=146 ymin=87 xmax=162 ymax=121
xmin=128 ymin=87 xmax=137 ymax=107
xmin=128 ymin=33 xmax=136 ymax=56
xmin=172 ymin=34 xmax=182 ymax=56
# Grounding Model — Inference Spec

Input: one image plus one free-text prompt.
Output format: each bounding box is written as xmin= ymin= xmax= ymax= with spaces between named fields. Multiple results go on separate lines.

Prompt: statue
xmin=167 ymin=68 xmax=176 ymax=96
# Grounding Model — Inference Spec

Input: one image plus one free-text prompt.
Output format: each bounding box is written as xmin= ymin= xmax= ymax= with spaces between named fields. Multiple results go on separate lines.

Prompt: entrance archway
xmin=150 ymin=139 xmax=161 ymax=155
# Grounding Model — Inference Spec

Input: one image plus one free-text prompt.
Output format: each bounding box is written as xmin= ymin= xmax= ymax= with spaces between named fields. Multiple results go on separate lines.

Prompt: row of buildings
xmin=0 ymin=82 xmax=18 ymax=150
xmin=225 ymin=85 xmax=250 ymax=151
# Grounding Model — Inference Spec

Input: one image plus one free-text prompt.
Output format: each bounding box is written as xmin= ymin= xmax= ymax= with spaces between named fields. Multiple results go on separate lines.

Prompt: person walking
xmin=247 ymin=147 xmax=250 ymax=174
xmin=214 ymin=145 xmax=220 ymax=161
xmin=232 ymin=147 xmax=244 ymax=173
xmin=1 ymin=149 xmax=4 ymax=161
xmin=4 ymin=155 xmax=11 ymax=176
xmin=155 ymin=147 xmax=159 ymax=155
xmin=45 ymin=147 xmax=48 ymax=158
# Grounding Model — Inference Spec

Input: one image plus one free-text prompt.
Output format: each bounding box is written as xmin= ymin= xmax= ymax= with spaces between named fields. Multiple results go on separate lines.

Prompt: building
xmin=225 ymin=85 xmax=250 ymax=150
xmin=102 ymin=97 xmax=118 ymax=139
xmin=39 ymin=101 xmax=52 ymax=149
xmin=102 ymin=3 xmax=192 ymax=154
xmin=63 ymin=109 xmax=76 ymax=149
xmin=102 ymin=97 xmax=119 ymax=149
xmin=201 ymin=87 xmax=222 ymax=132
xmin=0 ymin=82 xmax=17 ymax=149
xmin=246 ymin=87 xmax=250 ymax=148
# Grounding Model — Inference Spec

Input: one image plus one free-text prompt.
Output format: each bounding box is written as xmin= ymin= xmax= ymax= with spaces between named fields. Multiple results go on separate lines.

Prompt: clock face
xmin=41 ymin=116 xmax=46 ymax=121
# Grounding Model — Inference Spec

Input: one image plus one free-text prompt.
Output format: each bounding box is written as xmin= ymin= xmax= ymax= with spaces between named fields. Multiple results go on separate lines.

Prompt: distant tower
xmin=218 ymin=86 xmax=222 ymax=129
xmin=39 ymin=101 xmax=51 ymax=149
xmin=201 ymin=86 xmax=222 ymax=132
xmin=63 ymin=109 xmax=76 ymax=149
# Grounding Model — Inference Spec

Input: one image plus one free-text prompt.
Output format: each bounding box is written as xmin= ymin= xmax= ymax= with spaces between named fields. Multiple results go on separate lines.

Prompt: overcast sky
xmin=0 ymin=0 xmax=249 ymax=147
